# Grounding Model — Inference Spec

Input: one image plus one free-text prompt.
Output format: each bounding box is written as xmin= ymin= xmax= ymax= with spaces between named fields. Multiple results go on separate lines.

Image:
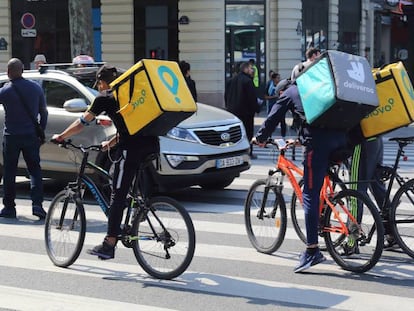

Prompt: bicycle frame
xmin=275 ymin=145 xmax=357 ymax=236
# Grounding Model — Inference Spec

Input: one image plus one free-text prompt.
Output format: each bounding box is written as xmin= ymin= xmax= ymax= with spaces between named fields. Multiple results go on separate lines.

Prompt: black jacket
xmin=225 ymin=72 xmax=259 ymax=117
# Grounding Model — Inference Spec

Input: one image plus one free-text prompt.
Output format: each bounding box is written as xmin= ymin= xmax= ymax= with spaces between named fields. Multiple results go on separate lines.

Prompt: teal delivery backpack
xmin=296 ymin=50 xmax=379 ymax=130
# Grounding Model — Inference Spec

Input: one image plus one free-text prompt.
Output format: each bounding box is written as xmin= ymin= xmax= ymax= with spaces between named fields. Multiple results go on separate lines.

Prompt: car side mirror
xmin=63 ymin=98 xmax=88 ymax=112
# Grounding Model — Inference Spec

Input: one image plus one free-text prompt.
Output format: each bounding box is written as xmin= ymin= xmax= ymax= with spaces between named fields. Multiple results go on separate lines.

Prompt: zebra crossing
xmin=1 ymin=141 xmax=414 ymax=310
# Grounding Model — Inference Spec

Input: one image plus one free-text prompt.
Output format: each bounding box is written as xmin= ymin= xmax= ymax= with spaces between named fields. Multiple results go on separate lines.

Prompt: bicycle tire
xmin=324 ymin=189 xmax=384 ymax=273
xmin=44 ymin=190 xmax=86 ymax=267
xmin=131 ymin=196 xmax=196 ymax=280
xmin=244 ymin=179 xmax=287 ymax=254
xmin=389 ymin=178 xmax=414 ymax=259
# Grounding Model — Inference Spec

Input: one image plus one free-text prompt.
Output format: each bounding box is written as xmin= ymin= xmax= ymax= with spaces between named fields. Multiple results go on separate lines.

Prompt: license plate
xmin=216 ymin=156 xmax=243 ymax=169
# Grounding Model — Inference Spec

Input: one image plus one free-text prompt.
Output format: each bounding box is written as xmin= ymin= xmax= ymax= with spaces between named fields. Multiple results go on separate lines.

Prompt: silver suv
xmin=0 ymin=66 xmax=250 ymax=191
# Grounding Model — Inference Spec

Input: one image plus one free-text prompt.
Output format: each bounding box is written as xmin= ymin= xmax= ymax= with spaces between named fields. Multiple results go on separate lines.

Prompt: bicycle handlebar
xmin=50 ymin=138 xmax=102 ymax=152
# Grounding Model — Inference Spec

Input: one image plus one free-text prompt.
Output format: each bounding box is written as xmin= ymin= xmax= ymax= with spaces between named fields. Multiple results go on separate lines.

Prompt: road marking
xmin=0 ymin=285 xmax=177 ymax=311
xmin=0 ymin=250 xmax=413 ymax=311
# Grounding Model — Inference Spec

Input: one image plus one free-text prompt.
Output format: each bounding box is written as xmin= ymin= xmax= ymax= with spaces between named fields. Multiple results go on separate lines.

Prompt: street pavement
xmin=1 ymin=132 xmax=414 ymax=310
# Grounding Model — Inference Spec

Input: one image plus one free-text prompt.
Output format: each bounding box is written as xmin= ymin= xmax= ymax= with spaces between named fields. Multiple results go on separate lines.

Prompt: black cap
xmin=94 ymin=65 xmax=117 ymax=87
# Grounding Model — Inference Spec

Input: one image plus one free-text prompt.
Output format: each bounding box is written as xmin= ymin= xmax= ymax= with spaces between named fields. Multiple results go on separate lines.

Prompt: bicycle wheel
xmin=44 ymin=189 xmax=86 ymax=267
xmin=244 ymin=179 xmax=287 ymax=254
xmin=131 ymin=196 xmax=196 ymax=280
xmin=390 ymin=178 xmax=414 ymax=259
xmin=324 ymin=189 xmax=384 ymax=273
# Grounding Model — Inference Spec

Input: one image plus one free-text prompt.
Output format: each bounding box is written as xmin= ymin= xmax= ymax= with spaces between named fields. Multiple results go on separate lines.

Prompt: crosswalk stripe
xmin=1 ymin=250 xmax=413 ymax=310
xmin=0 ymin=285 xmax=177 ymax=311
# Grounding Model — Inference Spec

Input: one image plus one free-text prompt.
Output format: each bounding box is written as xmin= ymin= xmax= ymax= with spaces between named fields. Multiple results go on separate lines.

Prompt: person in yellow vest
xmin=248 ymin=59 xmax=259 ymax=88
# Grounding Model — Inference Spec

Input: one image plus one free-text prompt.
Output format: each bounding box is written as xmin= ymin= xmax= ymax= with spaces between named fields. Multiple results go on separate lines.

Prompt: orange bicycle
xmin=244 ymin=139 xmax=384 ymax=273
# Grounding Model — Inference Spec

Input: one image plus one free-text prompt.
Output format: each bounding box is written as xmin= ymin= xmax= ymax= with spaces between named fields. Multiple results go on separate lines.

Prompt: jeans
xmin=302 ymin=128 xmax=347 ymax=246
xmin=2 ymin=134 xmax=43 ymax=209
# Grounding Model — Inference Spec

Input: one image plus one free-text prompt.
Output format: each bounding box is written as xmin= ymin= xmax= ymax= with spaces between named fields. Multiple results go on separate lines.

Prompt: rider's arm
xmin=53 ymin=111 xmax=96 ymax=142
xmin=255 ymin=95 xmax=291 ymax=143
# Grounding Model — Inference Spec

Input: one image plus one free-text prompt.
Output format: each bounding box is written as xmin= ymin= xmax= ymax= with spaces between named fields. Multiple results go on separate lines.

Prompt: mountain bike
xmin=44 ymin=140 xmax=196 ymax=280
xmin=245 ymin=139 xmax=384 ymax=273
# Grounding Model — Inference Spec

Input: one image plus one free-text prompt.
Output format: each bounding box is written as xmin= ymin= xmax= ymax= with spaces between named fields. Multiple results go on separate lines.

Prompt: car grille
xmin=194 ymin=125 xmax=242 ymax=146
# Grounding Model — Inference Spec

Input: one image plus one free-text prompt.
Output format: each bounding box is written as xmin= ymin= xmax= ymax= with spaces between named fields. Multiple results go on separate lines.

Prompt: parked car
xmin=0 ymin=64 xmax=251 ymax=191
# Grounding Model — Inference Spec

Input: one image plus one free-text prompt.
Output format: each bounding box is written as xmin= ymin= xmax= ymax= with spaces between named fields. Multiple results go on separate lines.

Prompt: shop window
xmin=338 ymin=0 xmax=361 ymax=55
xmin=302 ymin=0 xmax=328 ymax=59
xmin=133 ymin=0 xmax=178 ymax=62
xmin=10 ymin=0 xmax=71 ymax=69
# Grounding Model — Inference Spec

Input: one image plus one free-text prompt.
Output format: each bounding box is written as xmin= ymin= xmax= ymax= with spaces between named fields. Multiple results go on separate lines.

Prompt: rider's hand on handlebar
xmin=101 ymin=140 xmax=111 ymax=152
xmin=51 ymin=134 xmax=64 ymax=144
xmin=251 ymin=137 xmax=266 ymax=148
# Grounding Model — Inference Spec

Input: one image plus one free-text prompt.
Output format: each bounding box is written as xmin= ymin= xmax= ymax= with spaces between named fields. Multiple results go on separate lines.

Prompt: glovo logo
xmin=401 ymin=70 xmax=414 ymax=100
xmin=365 ymin=97 xmax=395 ymax=119
xmin=158 ymin=65 xmax=181 ymax=104
xmin=131 ymin=89 xmax=146 ymax=110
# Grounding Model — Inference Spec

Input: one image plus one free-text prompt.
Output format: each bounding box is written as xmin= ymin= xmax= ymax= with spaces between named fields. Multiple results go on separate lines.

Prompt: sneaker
xmin=384 ymin=238 xmax=399 ymax=251
xmin=0 ymin=207 xmax=16 ymax=219
xmin=340 ymin=243 xmax=360 ymax=256
xmin=87 ymin=240 xmax=115 ymax=260
xmin=32 ymin=206 xmax=46 ymax=219
xmin=294 ymin=248 xmax=326 ymax=273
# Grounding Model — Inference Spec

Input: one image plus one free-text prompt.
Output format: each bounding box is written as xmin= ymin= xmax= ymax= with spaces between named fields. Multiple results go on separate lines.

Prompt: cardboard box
xmin=110 ymin=59 xmax=197 ymax=136
xmin=361 ymin=62 xmax=414 ymax=138
xmin=296 ymin=50 xmax=379 ymax=130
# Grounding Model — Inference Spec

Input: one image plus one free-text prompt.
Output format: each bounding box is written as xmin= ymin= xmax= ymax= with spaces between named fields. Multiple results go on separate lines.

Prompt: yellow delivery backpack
xmin=110 ymin=59 xmax=197 ymax=136
xmin=360 ymin=62 xmax=414 ymax=138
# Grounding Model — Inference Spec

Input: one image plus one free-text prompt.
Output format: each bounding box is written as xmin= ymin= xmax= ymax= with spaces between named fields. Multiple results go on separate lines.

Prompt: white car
xmin=0 ymin=65 xmax=251 ymax=191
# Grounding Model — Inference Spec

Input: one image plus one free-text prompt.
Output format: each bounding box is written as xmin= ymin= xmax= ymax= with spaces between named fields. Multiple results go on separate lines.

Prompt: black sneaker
xmin=384 ymin=238 xmax=399 ymax=251
xmin=32 ymin=206 xmax=46 ymax=219
xmin=0 ymin=207 xmax=16 ymax=219
xmin=340 ymin=243 xmax=360 ymax=257
xmin=87 ymin=240 xmax=115 ymax=260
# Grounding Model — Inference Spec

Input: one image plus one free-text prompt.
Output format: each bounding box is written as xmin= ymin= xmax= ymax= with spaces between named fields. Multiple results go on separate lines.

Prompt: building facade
xmin=0 ymin=0 xmax=411 ymax=107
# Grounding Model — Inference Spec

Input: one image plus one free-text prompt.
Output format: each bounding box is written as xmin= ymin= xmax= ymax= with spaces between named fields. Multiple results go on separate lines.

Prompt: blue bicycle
xmin=44 ymin=140 xmax=196 ymax=280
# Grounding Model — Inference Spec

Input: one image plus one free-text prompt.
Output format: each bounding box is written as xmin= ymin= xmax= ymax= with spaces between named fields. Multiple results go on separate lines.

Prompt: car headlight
xmin=165 ymin=154 xmax=200 ymax=167
xmin=166 ymin=127 xmax=198 ymax=143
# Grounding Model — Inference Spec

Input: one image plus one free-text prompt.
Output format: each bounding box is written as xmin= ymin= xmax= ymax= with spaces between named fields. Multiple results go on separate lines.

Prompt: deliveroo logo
xmin=347 ymin=62 xmax=365 ymax=83
xmin=158 ymin=65 xmax=181 ymax=104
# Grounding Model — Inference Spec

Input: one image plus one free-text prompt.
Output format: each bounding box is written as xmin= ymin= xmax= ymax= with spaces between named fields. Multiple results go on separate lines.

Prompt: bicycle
xmin=244 ymin=139 xmax=384 ymax=273
xmin=44 ymin=140 xmax=196 ymax=280
xmin=371 ymin=136 xmax=414 ymax=258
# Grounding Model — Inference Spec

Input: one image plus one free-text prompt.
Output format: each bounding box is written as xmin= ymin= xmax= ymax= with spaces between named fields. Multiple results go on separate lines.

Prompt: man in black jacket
xmin=225 ymin=62 xmax=260 ymax=158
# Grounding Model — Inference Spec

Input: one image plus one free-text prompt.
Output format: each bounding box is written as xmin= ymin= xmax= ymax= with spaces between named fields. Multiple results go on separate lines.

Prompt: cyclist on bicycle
xmin=252 ymin=81 xmax=348 ymax=273
xmin=52 ymin=65 xmax=160 ymax=260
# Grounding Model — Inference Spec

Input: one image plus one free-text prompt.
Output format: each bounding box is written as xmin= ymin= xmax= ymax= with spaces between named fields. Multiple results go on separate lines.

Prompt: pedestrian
xmin=179 ymin=60 xmax=197 ymax=102
xmin=225 ymin=62 xmax=261 ymax=159
xmin=33 ymin=54 xmax=47 ymax=69
xmin=248 ymin=59 xmax=259 ymax=88
xmin=253 ymin=82 xmax=348 ymax=273
xmin=291 ymin=47 xmax=321 ymax=81
xmin=52 ymin=65 xmax=160 ymax=260
xmin=0 ymin=58 xmax=48 ymax=219
xmin=264 ymin=72 xmax=287 ymax=138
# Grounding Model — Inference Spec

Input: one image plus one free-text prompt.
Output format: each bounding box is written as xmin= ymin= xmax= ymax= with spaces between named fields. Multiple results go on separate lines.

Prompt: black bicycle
xmin=44 ymin=140 xmax=196 ymax=280
xmin=374 ymin=136 xmax=414 ymax=258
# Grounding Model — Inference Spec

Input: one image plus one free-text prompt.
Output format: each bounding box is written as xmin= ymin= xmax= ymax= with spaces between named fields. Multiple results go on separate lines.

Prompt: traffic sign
xmin=21 ymin=12 xmax=35 ymax=29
